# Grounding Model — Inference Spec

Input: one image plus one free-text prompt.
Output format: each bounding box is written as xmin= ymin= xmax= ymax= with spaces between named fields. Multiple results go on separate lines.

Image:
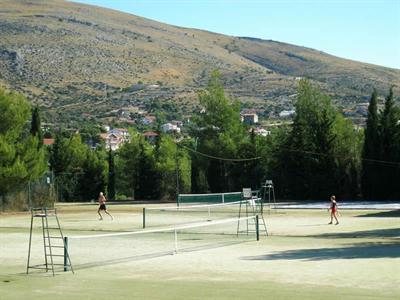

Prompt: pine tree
xmin=271 ymin=79 xmax=361 ymax=200
xmin=79 ymin=149 xmax=107 ymax=201
xmin=280 ymin=79 xmax=337 ymax=199
xmin=232 ymin=129 xmax=260 ymax=190
xmin=0 ymin=89 xmax=47 ymax=204
xmin=50 ymin=133 xmax=88 ymax=201
xmin=191 ymin=70 xmax=247 ymax=193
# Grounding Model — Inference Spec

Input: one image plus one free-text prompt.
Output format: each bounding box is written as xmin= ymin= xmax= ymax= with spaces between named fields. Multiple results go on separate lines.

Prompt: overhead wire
xmin=178 ymin=144 xmax=261 ymax=162
xmin=177 ymin=142 xmax=400 ymax=167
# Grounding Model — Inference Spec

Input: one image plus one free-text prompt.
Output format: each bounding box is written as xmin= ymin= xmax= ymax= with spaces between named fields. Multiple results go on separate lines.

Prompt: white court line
xmin=275 ymin=201 xmax=400 ymax=210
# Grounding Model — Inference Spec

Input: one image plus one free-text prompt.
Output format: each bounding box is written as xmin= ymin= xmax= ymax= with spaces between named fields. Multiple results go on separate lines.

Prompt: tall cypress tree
xmin=107 ymin=148 xmax=116 ymax=201
xmin=361 ymin=89 xmax=380 ymax=199
xmin=378 ymin=87 xmax=399 ymax=199
xmin=117 ymin=134 xmax=141 ymax=200
xmin=393 ymin=90 xmax=400 ymax=200
xmin=30 ymin=106 xmax=43 ymax=144
xmin=137 ymin=140 xmax=159 ymax=199
xmin=381 ymin=87 xmax=397 ymax=158
xmin=50 ymin=132 xmax=66 ymax=175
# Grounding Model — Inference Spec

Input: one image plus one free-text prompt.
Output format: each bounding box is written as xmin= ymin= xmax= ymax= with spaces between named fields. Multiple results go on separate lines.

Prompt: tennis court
xmin=1 ymin=202 xmax=399 ymax=300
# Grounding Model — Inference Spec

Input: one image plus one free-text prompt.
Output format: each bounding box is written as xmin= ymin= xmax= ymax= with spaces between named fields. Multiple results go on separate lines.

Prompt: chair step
xmin=33 ymin=214 xmax=57 ymax=218
xmin=28 ymin=266 xmax=50 ymax=270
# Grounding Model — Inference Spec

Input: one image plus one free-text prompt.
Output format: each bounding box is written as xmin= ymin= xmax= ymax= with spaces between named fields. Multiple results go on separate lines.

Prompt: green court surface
xmin=0 ymin=204 xmax=399 ymax=300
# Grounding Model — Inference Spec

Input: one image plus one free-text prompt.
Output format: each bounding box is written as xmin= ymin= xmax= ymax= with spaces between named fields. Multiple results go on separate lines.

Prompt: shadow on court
xmin=355 ymin=210 xmax=400 ymax=218
xmin=241 ymin=241 xmax=400 ymax=261
xmin=307 ymin=227 xmax=400 ymax=239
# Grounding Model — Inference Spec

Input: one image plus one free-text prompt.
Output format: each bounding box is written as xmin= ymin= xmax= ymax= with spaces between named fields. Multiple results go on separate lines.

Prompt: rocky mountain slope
xmin=0 ymin=0 xmax=399 ymax=126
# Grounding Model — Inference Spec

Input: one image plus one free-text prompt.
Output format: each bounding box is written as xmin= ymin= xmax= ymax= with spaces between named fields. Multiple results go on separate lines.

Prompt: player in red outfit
xmin=328 ymin=195 xmax=339 ymax=225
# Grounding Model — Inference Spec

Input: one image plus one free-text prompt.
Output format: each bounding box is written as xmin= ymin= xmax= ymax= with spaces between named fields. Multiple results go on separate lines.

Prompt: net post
xmin=256 ymin=215 xmax=259 ymax=241
xmin=222 ymin=193 xmax=225 ymax=203
xmin=142 ymin=207 xmax=146 ymax=229
xmin=63 ymin=237 xmax=68 ymax=272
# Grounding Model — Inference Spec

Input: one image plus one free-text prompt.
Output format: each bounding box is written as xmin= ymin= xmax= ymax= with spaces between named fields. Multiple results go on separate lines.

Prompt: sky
xmin=73 ymin=0 xmax=400 ymax=69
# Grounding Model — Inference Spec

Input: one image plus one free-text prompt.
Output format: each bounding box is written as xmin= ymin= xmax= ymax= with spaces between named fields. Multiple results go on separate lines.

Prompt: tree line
xmin=0 ymin=72 xmax=398 ymax=206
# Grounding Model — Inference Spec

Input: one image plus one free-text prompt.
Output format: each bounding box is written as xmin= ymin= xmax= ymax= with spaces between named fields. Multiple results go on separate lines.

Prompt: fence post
xmin=142 ymin=208 xmax=146 ymax=229
xmin=256 ymin=215 xmax=259 ymax=241
xmin=64 ymin=237 xmax=68 ymax=272
xmin=174 ymin=229 xmax=178 ymax=254
xmin=28 ymin=181 xmax=32 ymax=209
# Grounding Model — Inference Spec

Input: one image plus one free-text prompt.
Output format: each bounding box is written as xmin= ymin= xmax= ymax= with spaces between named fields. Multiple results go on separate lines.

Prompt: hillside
xmin=0 ymin=0 xmax=399 ymax=126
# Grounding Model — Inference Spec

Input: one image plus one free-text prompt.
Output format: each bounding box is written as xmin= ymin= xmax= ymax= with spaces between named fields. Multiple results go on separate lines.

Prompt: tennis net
xmin=64 ymin=216 xmax=260 ymax=271
xmin=177 ymin=192 xmax=243 ymax=205
xmin=142 ymin=199 xmax=260 ymax=228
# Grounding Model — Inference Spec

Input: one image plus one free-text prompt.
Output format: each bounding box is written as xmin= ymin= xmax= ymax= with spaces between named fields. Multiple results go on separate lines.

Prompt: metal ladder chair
xmin=237 ymin=188 xmax=268 ymax=236
xmin=261 ymin=180 xmax=276 ymax=212
xmin=26 ymin=207 xmax=74 ymax=275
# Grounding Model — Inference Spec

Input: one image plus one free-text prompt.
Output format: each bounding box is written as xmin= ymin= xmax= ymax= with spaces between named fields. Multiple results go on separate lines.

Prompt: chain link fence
xmin=0 ymin=172 xmax=56 ymax=212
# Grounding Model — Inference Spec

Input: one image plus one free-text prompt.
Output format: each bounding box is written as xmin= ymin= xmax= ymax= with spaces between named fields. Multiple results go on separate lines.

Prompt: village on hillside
xmin=41 ymin=98 xmax=372 ymax=150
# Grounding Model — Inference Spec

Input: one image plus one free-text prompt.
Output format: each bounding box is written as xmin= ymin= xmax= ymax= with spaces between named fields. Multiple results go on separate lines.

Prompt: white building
xmin=241 ymin=113 xmax=259 ymax=125
xmin=100 ymin=128 xmax=131 ymax=151
xmin=142 ymin=115 xmax=156 ymax=125
xmin=109 ymin=128 xmax=130 ymax=140
xmin=161 ymin=123 xmax=181 ymax=134
xmin=253 ymin=127 xmax=271 ymax=137
xmin=171 ymin=120 xmax=183 ymax=127
xmin=279 ymin=110 xmax=296 ymax=118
